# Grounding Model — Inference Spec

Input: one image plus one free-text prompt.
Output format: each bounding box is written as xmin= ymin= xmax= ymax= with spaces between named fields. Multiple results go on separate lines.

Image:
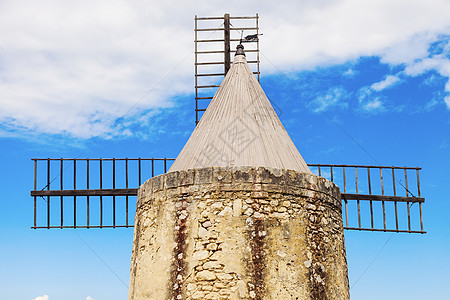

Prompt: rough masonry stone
xmin=128 ymin=167 xmax=349 ymax=300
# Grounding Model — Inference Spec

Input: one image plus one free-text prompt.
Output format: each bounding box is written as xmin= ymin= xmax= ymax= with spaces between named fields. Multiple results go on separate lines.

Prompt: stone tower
xmin=128 ymin=45 xmax=349 ymax=299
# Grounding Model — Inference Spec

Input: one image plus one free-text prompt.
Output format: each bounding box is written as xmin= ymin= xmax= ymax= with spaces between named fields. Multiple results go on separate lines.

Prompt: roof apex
xmin=169 ymin=51 xmax=311 ymax=174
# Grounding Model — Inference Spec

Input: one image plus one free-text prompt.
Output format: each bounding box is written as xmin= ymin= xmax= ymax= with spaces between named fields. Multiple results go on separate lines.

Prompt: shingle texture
xmin=169 ymin=53 xmax=311 ymax=173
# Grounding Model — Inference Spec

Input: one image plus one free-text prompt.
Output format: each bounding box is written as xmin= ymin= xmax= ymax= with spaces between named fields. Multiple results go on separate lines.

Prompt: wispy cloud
xmin=309 ymin=87 xmax=349 ymax=113
xmin=370 ymin=75 xmax=401 ymax=91
xmin=362 ymin=98 xmax=384 ymax=112
xmin=357 ymin=86 xmax=385 ymax=113
xmin=394 ymin=36 xmax=450 ymax=108
xmin=445 ymin=95 xmax=450 ymax=109
xmin=86 ymin=296 xmax=95 ymax=300
xmin=343 ymin=68 xmax=357 ymax=77
xmin=32 ymin=296 xmax=49 ymax=300
xmin=357 ymin=73 xmax=403 ymax=112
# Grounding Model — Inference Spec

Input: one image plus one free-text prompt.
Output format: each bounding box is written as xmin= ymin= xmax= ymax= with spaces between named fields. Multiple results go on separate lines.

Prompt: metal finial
xmin=235 ymin=44 xmax=246 ymax=56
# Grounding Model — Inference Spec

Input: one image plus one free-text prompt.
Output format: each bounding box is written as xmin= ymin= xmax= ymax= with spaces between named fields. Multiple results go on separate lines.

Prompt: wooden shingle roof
xmin=169 ymin=46 xmax=311 ymax=173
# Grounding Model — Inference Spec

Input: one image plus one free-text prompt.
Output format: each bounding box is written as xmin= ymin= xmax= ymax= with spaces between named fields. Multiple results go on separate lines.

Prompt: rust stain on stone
xmin=248 ymin=217 xmax=266 ymax=300
xmin=170 ymin=198 xmax=189 ymax=300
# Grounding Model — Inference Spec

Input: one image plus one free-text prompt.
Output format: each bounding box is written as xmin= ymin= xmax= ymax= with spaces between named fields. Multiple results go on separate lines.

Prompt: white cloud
xmin=309 ymin=87 xmax=348 ymax=112
xmin=357 ymin=87 xmax=385 ymax=112
xmin=343 ymin=68 xmax=356 ymax=77
xmin=32 ymin=296 xmax=49 ymax=300
xmin=1 ymin=0 xmax=450 ymax=139
xmin=370 ymin=75 xmax=400 ymax=91
xmin=403 ymin=42 xmax=450 ymax=108
xmin=86 ymin=296 xmax=95 ymax=300
xmin=445 ymin=95 xmax=450 ymax=109
xmin=362 ymin=98 xmax=384 ymax=112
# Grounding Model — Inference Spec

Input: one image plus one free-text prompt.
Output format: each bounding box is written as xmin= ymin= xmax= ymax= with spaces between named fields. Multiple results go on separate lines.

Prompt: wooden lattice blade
xmin=31 ymin=159 xmax=425 ymax=233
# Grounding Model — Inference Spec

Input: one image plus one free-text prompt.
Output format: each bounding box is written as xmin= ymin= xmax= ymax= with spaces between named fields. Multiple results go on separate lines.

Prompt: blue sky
xmin=1 ymin=1 xmax=450 ymax=300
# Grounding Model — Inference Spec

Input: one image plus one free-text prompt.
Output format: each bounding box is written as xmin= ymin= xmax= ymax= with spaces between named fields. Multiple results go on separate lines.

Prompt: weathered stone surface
xmin=128 ymin=167 xmax=349 ymax=300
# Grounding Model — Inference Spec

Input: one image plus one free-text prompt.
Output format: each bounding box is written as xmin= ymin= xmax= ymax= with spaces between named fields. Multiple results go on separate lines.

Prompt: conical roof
xmin=169 ymin=45 xmax=311 ymax=173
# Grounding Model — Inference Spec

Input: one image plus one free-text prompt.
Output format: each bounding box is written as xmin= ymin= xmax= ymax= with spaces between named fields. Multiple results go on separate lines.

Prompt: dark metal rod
xmin=27 ymin=157 xmax=173 ymax=162
xmin=341 ymin=194 xmax=424 ymax=203
xmin=196 ymin=49 xmax=259 ymax=54
xmin=416 ymin=169 xmax=421 ymax=197
xmin=126 ymin=158 xmax=128 ymax=188
xmin=256 ymin=13 xmax=260 ymax=82
xmin=195 ymin=96 xmax=214 ymax=100
xmin=318 ymin=166 xmax=321 ymax=177
xmin=32 ymin=225 xmax=136 ymax=229
xmin=407 ymin=202 xmax=411 ymax=231
xmin=34 ymin=196 xmax=37 ymax=228
xmin=195 ymin=84 xmax=221 ymax=88
xmin=195 ymin=15 xmax=199 ymax=125
xmin=370 ymin=200 xmax=374 ymax=229
xmin=195 ymin=38 xmax=246 ymax=43
xmin=195 ymin=61 xmax=258 ymax=65
xmin=60 ymin=158 xmax=63 ymax=227
xmin=113 ymin=157 xmax=115 ymax=188
xmin=395 ymin=201 xmax=399 ymax=230
xmin=405 ymin=169 xmax=411 ymax=231
xmin=307 ymin=163 xmax=421 ymax=170
xmin=357 ymin=200 xmax=361 ymax=229
xmin=368 ymin=167 xmax=373 ymax=228
xmin=74 ymin=198 xmax=77 ymax=228
xmin=34 ymin=159 xmax=37 ymax=228
xmin=87 ymin=158 xmax=90 ymax=229
xmin=31 ymin=159 xmax=419 ymax=167
xmin=224 ymin=13 xmax=231 ymax=75
xmin=47 ymin=159 xmax=50 ymax=229
xmin=380 ymin=168 xmax=384 ymax=196
xmin=405 ymin=168 xmax=409 ymax=197
xmin=152 ymin=159 xmax=154 ymax=177
xmin=126 ymin=158 xmax=129 ymax=227
xmin=196 ymin=73 xmax=225 ymax=77
xmin=195 ymin=62 xmax=225 ymax=66
xmin=31 ymin=189 xmax=138 ymax=197
xmin=381 ymin=169 xmax=386 ymax=229
xmin=113 ymin=158 xmax=116 ymax=228
xmin=73 ymin=158 xmax=76 ymax=228
xmin=164 ymin=159 xmax=167 ymax=173
xmin=344 ymin=227 xmax=426 ymax=234
xmin=392 ymin=167 xmax=396 ymax=196
xmin=195 ymin=16 xmax=257 ymax=20
xmin=138 ymin=158 xmax=142 ymax=185
xmin=100 ymin=159 xmax=103 ymax=228
xmin=195 ymin=26 xmax=258 ymax=31
xmin=355 ymin=167 xmax=358 ymax=194
xmin=419 ymin=202 xmax=424 ymax=232
xmin=86 ymin=158 xmax=89 ymax=189
xmin=73 ymin=159 xmax=77 ymax=190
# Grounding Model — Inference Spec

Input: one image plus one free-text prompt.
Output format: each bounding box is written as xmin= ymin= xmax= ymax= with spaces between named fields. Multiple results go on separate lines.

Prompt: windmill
xmin=30 ymin=13 xmax=426 ymax=299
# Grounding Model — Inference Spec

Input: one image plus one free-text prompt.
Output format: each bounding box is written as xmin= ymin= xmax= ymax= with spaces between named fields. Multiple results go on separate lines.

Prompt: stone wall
xmin=128 ymin=167 xmax=349 ymax=300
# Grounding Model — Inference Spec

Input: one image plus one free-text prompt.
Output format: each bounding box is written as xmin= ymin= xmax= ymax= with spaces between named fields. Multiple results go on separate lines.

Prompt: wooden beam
xmin=342 ymin=193 xmax=424 ymax=203
xmin=344 ymin=227 xmax=426 ymax=234
xmin=224 ymin=13 xmax=231 ymax=75
xmin=31 ymin=189 xmax=138 ymax=197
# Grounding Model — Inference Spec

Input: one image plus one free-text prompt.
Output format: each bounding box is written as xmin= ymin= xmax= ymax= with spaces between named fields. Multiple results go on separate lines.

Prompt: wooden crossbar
xmin=31 ymin=159 xmax=426 ymax=232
